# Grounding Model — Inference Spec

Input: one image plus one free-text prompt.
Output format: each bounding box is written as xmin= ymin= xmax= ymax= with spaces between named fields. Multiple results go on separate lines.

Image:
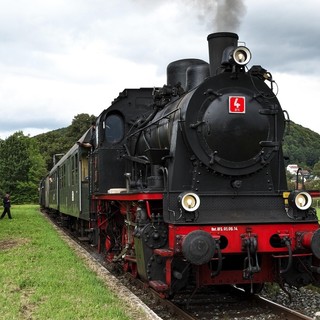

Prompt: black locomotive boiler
xmin=40 ymin=32 xmax=320 ymax=296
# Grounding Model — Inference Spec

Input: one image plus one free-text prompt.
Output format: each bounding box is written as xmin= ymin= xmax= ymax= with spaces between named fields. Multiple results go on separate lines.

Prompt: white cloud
xmin=274 ymin=72 xmax=320 ymax=134
xmin=0 ymin=0 xmax=320 ymax=139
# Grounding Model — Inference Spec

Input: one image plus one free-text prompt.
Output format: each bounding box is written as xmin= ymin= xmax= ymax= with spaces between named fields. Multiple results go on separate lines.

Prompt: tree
xmin=0 ymin=132 xmax=47 ymax=204
xmin=67 ymin=113 xmax=96 ymax=141
xmin=34 ymin=128 xmax=69 ymax=171
xmin=312 ymin=161 xmax=320 ymax=178
xmin=33 ymin=113 xmax=96 ymax=170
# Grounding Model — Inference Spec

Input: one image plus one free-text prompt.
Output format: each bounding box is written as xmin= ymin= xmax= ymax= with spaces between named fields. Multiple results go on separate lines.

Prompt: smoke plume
xmin=187 ymin=0 xmax=247 ymax=32
xmin=134 ymin=0 xmax=247 ymax=32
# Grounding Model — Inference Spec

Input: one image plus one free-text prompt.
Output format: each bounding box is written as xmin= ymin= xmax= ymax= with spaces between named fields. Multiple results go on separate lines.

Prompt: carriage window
xmin=104 ymin=114 xmax=124 ymax=144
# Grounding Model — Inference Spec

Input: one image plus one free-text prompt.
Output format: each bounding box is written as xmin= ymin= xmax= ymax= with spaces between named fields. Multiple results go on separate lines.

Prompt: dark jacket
xmin=3 ymin=196 xmax=10 ymax=208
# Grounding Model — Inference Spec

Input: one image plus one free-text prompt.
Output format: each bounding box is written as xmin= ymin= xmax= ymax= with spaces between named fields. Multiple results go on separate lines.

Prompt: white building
xmin=286 ymin=164 xmax=299 ymax=175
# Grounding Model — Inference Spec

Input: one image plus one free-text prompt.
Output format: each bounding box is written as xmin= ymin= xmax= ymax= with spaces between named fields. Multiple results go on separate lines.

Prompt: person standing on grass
xmin=0 ymin=193 xmax=12 ymax=219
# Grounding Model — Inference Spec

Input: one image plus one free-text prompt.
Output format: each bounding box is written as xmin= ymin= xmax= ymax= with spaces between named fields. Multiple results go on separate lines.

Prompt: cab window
xmin=104 ymin=114 xmax=124 ymax=144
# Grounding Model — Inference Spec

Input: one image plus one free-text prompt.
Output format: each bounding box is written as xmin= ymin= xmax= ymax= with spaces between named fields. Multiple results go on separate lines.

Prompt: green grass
xmin=0 ymin=205 xmax=138 ymax=320
xmin=313 ymin=197 xmax=320 ymax=218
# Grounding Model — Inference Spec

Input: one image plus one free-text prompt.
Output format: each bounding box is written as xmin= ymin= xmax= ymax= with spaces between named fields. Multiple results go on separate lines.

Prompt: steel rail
xmin=255 ymin=295 xmax=314 ymax=320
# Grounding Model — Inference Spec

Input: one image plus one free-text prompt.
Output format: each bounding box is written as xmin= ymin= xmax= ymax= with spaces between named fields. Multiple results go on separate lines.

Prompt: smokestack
xmin=207 ymin=32 xmax=238 ymax=76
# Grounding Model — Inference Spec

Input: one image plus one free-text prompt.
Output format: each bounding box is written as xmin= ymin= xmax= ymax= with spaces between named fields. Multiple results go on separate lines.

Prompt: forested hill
xmin=283 ymin=122 xmax=320 ymax=170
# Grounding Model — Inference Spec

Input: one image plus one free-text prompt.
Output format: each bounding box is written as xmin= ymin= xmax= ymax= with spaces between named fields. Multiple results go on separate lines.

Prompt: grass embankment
xmin=0 ymin=205 xmax=133 ymax=320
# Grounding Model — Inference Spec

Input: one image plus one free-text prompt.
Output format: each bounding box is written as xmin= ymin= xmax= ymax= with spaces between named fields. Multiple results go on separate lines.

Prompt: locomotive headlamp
xmin=289 ymin=191 xmax=312 ymax=210
xmin=232 ymin=46 xmax=251 ymax=66
xmin=179 ymin=192 xmax=200 ymax=212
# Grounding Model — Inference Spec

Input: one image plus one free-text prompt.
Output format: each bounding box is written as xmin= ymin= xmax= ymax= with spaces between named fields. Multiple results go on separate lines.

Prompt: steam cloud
xmin=187 ymin=0 xmax=247 ymax=32
xmin=134 ymin=0 xmax=247 ymax=32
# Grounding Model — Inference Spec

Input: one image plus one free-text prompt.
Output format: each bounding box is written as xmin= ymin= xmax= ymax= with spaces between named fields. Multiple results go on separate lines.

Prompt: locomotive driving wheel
xmin=123 ymin=261 xmax=138 ymax=278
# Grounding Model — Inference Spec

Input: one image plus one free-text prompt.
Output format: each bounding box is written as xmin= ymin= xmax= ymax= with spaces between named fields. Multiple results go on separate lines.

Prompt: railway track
xmin=42 ymin=210 xmax=315 ymax=320
xmin=129 ymin=279 xmax=314 ymax=320
xmin=166 ymin=285 xmax=314 ymax=320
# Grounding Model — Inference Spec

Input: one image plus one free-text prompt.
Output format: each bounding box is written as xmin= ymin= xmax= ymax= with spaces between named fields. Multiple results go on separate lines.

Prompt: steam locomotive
xmin=40 ymin=32 xmax=320 ymax=297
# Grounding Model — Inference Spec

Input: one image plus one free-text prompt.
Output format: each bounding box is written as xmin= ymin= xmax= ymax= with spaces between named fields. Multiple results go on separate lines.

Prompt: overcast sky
xmin=1 ymin=0 xmax=320 ymax=139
